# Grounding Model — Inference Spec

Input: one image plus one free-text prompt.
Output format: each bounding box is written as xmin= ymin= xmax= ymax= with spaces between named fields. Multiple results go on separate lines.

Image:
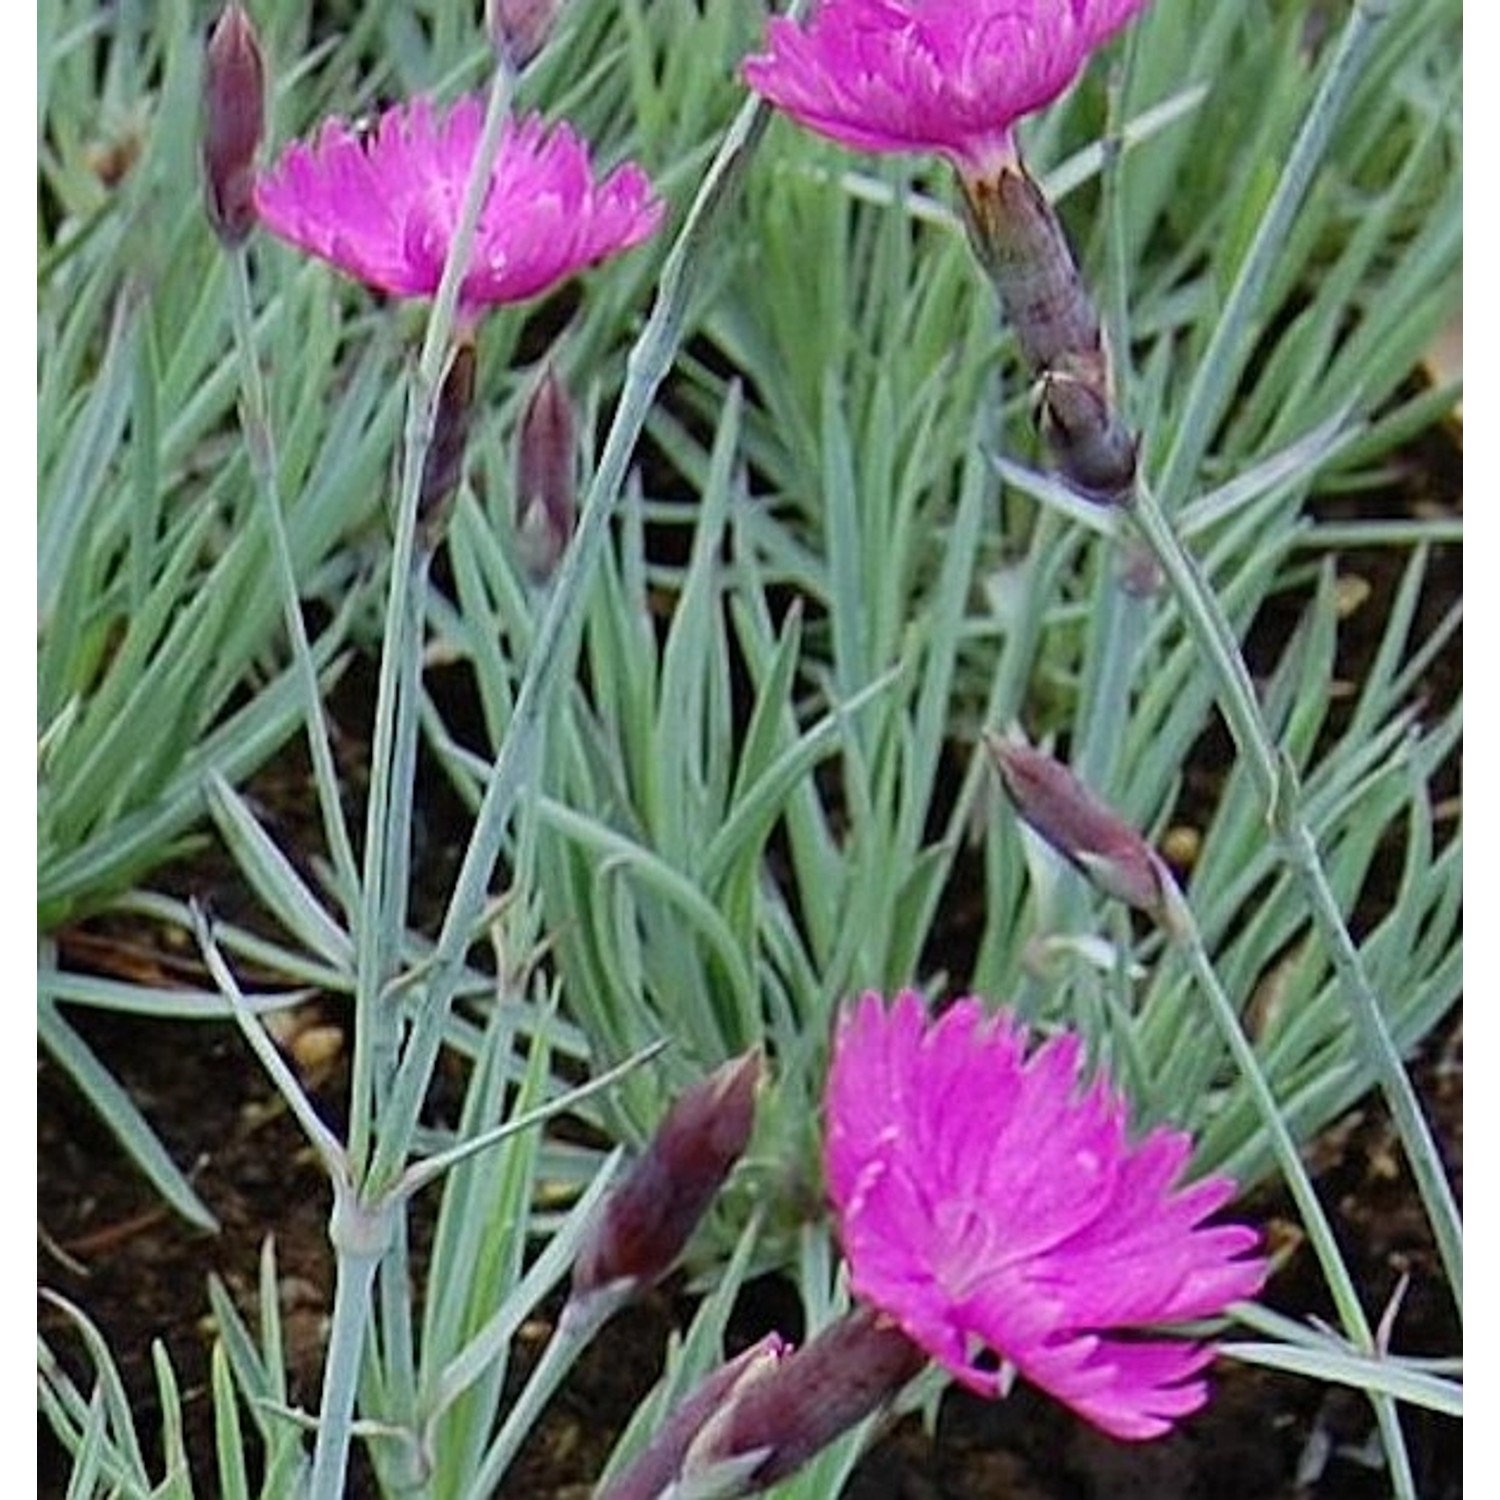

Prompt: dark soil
xmin=38 ymin=421 xmax=1462 ymax=1498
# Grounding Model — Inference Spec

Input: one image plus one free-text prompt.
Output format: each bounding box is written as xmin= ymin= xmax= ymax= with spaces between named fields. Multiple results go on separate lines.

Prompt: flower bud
xmin=1035 ymin=365 xmax=1138 ymax=504
xmin=514 ymin=362 xmax=577 ymax=582
xmin=682 ymin=1307 xmax=926 ymax=1493
xmin=959 ymin=161 xmax=1135 ymax=503
xmin=569 ymin=1051 xmax=761 ymax=1316
xmin=201 ymin=3 xmax=265 ymax=247
xmin=488 ymin=0 xmax=567 ymax=69
xmin=985 ymin=735 xmax=1170 ymax=920
xmin=418 ymin=336 xmax=479 ymax=546
xmin=594 ymin=1335 xmax=788 ymax=1500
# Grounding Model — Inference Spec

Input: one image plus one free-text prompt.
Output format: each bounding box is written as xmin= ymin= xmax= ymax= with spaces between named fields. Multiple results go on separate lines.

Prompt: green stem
xmin=1162 ymin=880 xmax=1416 ymax=1500
xmin=307 ymin=1190 xmax=390 ymax=1500
xmin=347 ymin=64 xmax=515 ymax=1176
xmin=224 ymin=250 xmax=359 ymax=909
xmin=368 ymin=84 xmax=778 ymax=1192
xmin=1130 ymin=480 xmax=1461 ymax=1315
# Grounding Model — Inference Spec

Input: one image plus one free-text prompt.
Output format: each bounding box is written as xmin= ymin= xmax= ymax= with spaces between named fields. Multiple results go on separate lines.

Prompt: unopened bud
xmin=419 ymin=336 xmax=478 ymax=546
xmin=959 ymin=161 xmax=1135 ymax=503
xmin=514 ymin=362 xmax=577 ymax=582
xmin=985 ymin=735 xmax=1170 ymax=920
xmin=595 ymin=1335 xmax=788 ymax=1500
xmin=488 ymin=0 xmax=567 ymax=68
xmin=682 ymin=1306 xmax=926 ymax=1493
xmin=569 ymin=1051 xmax=761 ymax=1317
xmin=1035 ymin=366 xmax=1137 ymax=504
xmin=201 ymin=3 xmax=265 ymax=247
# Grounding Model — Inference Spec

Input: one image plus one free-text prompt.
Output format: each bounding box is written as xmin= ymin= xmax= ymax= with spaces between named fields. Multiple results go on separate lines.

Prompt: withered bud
xmin=514 ymin=362 xmax=577 ymax=582
xmin=985 ymin=735 xmax=1170 ymax=921
xmin=1035 ymin=366 xmax=1138 ymax=504
xmin=569 ymin=1051 xmax=761 ymax=1315
xmin=594 ymin=1335 xmax=788 ymax=1500
xmin=958 ymin=161 xmax=1136 ymax=504
xmin=682 ymin=1307 xmax=927 ymax=1493
xmin=488 ymin=0 xmax=568 ymax=68
xmin=201 ymin=3 xmax=265 ymax=247
xmin=418 ymin=336 xmax=479 ymax=546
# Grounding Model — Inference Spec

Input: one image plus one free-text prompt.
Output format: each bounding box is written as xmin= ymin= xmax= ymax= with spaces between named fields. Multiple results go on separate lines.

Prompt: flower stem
xmin=347 ymin=62 xmax=516 ymax=1179
xmin=224 ymin=249 xmax=359 ymax=908
xmin=367 ymin=82 xmax=779 ymax=1192
xmin=1161 ymin=877 xmax=1417 ymax=1500
xmin=1131 ymin=477 xmax=1462 ymax=1316
xmin=307 ymin=1189 xmax=391 ymax=1500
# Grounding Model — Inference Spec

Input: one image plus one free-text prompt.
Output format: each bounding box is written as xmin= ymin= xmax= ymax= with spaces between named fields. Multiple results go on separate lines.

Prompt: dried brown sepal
xmin=201 ymin=3 xmax=265 ymax=247
xmin=1034 ymin=366 xmax=1137 ymax=504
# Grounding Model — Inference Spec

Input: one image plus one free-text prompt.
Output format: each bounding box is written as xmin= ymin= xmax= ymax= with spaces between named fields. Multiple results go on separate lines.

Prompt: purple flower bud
xmin=514 ymin=361 xmax=577 ymax=582
xmin=488 ymin=0 xmax=567 ymax=68
xmin=985 ymin=736 xmax=1170 ymax=919
xmin=1035 ymin=365 xmax=1138 ymax=505
xmin=418 ymin=337 xmax=478 ymax=546
xmin=682 ymin=1307 xmax=926 ymax=1493
xmin=595 ymin=1335 xmax=788 ymax=1500
xmin=959 ymin=161 xmax=1136 ymax=503
xmin=570 ymin=1051 xmax=761 ymax=1313
xmin=201 ymin=3 xmax=265 ymax=247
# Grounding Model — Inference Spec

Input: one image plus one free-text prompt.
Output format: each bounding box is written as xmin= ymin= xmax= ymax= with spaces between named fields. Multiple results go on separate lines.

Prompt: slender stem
xmin=224 ymin=250 xmax=359 ymax=907
xmin=307 ymin=1202 xmax=387 ymax=1500
xmin=368 ymin=84 xmax=778 ymax=1192
xmin=1162 ymin=880 xmax=1416 ymax=1500
xmin=1280 ymin=820 xmax=1463 ymax=1309
xmin=347 ymin=65 xmax=516 ymax=1176
xmin=317 ymin=66 xmax=520 ymax=1500
xmin=1128 ymin=483 xmax=1277 ymax=795
xmin=1131 ymin=479 xmax=1462 ymax=1314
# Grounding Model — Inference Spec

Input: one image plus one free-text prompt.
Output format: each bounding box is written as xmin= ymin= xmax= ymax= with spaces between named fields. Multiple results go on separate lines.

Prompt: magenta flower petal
xmin=254 ymin=97 xmax=662 ymax=312
xmin=744 ymin=0 xmax=1152 ymax=177
xmin=825 ymin=992 xmax=1267 ymax=1441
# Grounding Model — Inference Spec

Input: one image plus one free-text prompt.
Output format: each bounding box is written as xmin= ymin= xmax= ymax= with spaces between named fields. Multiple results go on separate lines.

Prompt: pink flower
xmin=743 ymin=0 xmax=1151 ymax=179
xmin=825 ymin=992 xmax=1267 ymax=1440
xmin=254 ymin=97 xmax=661 ymax=313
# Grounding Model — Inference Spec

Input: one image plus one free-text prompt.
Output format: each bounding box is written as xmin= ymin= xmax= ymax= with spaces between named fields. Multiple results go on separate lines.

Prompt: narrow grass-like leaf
xmin=207 ymin=774 xmax=354 ymax=972
xmin=38 ymin=997 xmax=216 ymax=1230
xmin=211 ymin=1343 xmax=251 ymax=1500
